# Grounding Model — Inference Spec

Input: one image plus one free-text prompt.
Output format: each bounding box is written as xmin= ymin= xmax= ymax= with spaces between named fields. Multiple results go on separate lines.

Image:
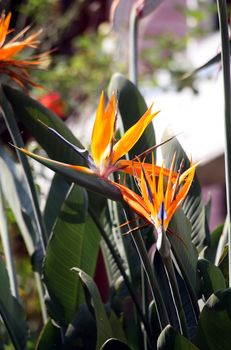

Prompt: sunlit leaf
xmin=157 ymin=325 xmax=199 ymax=349
xmin=44 ymin=185 xmax=100 ymax=326
xmin=196 ymin=288 xmax=231 ymax=350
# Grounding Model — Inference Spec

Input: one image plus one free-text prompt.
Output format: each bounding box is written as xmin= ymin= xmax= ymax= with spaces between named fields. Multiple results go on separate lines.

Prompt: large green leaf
xmin=168 ymin=208 xmax=198 ymax=294
xmin=196 ymin=288 xmax=231 ymax=350
xmin=44 ymin=185 xmax=100 ymax=326
xmin=161 ymin=129 xmax=210 ymax=252
xmin=0 ymin=256 xmax=28 ymax=350
xmin=2 ymin=85 xmax=85 ymax=166
xmin=197 ymin=258 xmax=226 ymax=301
xmin=43 ymin=173 xmax=71 ymax=237
xmin=108 ymin=73 xmax=156 ymax=161
xmin=72 ymin=268 xmax=112 ymax=350
xmin=157 ymin=325 xmax=199 ymax=350
xmin=36 ymin=319 xmax=62 ymax=350
xmin=201 ymin=224 xmax=224 ymax=264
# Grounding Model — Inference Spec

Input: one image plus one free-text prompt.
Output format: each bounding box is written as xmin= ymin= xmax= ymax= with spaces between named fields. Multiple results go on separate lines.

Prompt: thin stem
xmin=129 ymin=5 xmax=139 ymax=85
xmin=34 ymin=272 xmax=48 ymax=324
xmin=89 ymin=208 xmax=152 ymax=341
xmin=216 ymin=0 xmax=231 ymax=286
xmin=123 ymin=202 xmax=169 ymax=330
xmin=162 ymin=255 xmax=188 ymax=337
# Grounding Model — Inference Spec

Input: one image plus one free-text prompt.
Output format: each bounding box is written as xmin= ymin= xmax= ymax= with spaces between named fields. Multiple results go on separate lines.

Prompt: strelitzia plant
xmin=0 ymin=4 xmax=230 ymax=350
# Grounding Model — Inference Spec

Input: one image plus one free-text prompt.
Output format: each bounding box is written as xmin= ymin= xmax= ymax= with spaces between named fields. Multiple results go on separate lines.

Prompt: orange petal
xmin=116 ymin=159 xmax=177 ymax=178
xmin=164 ymin=153 xmax=176 ymax=210
xmin=112 ymin=104 xmax=160 ymax=163
xmin=114 ymin=182 xmax=151 ymax=222
xmin=0 ymin=12 xmax=11 ymax=47
xmin=91 ymin=92 xmax=115 ymax=165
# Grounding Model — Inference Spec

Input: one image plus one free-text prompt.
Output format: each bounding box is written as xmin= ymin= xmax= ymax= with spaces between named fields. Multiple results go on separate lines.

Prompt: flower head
xmin=0 ymin=12 xmax=47 ymax=89
xmin=115 ymin=154 xmax=196 ymax=231
xmin=32 ymin=91 xmax=160 ymax=179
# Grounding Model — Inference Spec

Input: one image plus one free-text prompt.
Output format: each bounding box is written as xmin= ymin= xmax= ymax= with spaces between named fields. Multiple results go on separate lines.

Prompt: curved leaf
xmin=196 ymin=288 xmax=231 ymax=350
xmin=108 ymin=73 xmax=156 ymax=161
xmin=100 ymin=338 xmax=132 ymax=350
xmin=36 ymin=319 xmax=62 ymax=350
xmin=161 ymin=129 xmax=210 ymax=252
xmin=201 ymin=224 xmax=224 ymax=264
xmin=0 ymin=256 xmax=28 ymax=350
xmin=17 ymin=149 xmax=122 ymax=202
xmin=157 ymin=325 xmax=199 ymax=350
xmin=197 ymin=258 xmax=226 ymax=301
xmin=43 ymin=173 xmax=71 ymax=237
xmin=72 ymin=268 xmax=112 ymax=350
xmin=44 ymin=185 xmax=100 ymax=326
xmin=2 ymin=85 xmax=85 ymax=166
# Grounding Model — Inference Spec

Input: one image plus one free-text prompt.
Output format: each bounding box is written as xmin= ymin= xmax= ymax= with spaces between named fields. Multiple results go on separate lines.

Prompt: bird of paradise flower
xmin=18 ymin=91 xmax=172 ymax=181
xmin=0 ymin=12 xmax=48 ymax=89
xmin=114 ymin=154 xmax=196 ymax=233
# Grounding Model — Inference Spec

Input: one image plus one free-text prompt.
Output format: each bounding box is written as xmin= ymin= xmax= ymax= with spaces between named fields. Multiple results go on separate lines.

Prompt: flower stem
xmin=129 ymin=5 xmax=139 ymax=85
xmin=123 ymin=202 xmax=169 ymax=330
xmin=216 ymin=0 xmax=231 ymax=287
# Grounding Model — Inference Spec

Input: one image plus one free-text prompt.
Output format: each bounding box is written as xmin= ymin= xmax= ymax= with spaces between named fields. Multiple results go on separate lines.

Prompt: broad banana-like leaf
xmin=197 ymin=258 xmax=226 ymax=301
xmin=0 ymin=256 xmax=28 ymax=350
xmin=201 ymin=224 xmax=224 ymax=264
xmin=161 ymin=128 xmax=210 ymax=252
xmin=196 ymin=288 xmax=231 ymax=350
xmin=157 ymin=325 xmax=199 ymax=349
xmin=44 ymin=185 xmax=100 ymax=326
xmin=2 ymin=85 xmax=85 ymax=166
xmin=43 ymin=173 xmax=71 ymax=237
xmin=36 ymin=319 xmax=62 ymax=350
xmin=72 ymin=268 xmax=112 ymax=350
xmin=168 ymin=208 xmax=200 ymax=323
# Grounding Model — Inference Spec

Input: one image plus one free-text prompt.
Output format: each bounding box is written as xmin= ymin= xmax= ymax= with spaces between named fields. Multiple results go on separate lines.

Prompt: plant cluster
xmin=0 ymin=3 xmax=230 ymax=350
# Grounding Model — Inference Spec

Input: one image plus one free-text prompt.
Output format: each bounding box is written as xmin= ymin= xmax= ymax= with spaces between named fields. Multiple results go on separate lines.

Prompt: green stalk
xmin=129 ymin=5 xmax=139 ymax=85
xmin=123 ymin=202 xmax=169 ymax=330
xmin=216 ymin=0 xmax=231 ymax=287
xmin=157 ymin=227 xmax=188 ymax=337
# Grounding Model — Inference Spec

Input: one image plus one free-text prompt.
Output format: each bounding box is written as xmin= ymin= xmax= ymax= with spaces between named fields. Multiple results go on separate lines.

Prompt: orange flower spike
xmin=0 ymin=12 xmax=12 ymax=46
xmin=0 ymin=11 xmax=47 ymax=88
xmin=116 ymin=156 xmax=197 ymax=232
xmin=112 ymin=103 xmax=159 ymax=163
xmin=91 ymin=91 xmax=115 ymax=166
